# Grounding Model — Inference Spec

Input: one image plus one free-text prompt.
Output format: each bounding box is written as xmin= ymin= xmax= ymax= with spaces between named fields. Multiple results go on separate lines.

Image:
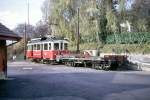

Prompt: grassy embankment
xmin=69 ymin=43 xmax=150 ymax=54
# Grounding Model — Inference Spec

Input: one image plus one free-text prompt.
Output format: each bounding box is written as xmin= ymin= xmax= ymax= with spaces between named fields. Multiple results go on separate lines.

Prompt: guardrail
xmin=127 ymin=55 xmax=150 ymax=71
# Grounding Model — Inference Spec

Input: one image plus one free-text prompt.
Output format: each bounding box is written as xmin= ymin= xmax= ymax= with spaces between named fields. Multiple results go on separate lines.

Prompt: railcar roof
xmin=28 ymin=36 xmax=68 ymax=44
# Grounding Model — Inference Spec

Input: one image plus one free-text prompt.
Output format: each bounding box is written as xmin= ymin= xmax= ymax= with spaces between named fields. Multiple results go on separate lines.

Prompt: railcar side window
xmin=37 ymin=44 xmax=40 ymax=50
xmin=49 ymin=43 xmax=51 ymax=50
xmin=27 ymin=45 xmax=32 ymax=50
xmin=33 ymin=44 xmax=36 ymax=50
xmin=54 ymin=43 xmax=59 ymax=50
xmin=44 ymin=43 xmax=48 ymax=50
xmin=27 ymin=45 xmax=29 ymax=50
xmin=64 ymin=43 xmax=68 ymax=50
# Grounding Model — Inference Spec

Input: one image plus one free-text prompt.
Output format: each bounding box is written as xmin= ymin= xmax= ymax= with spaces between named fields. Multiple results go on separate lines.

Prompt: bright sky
xmin=0 ymin=0 xmax=45 ymax=29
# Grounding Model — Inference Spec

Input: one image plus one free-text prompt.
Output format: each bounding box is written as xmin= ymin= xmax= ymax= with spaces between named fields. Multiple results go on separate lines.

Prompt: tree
xmin=41 ymin=0 xmax=51 ymax=23
xmin=130 ymin=0 xmax=150 ymax=32
xmin=14 ymin=23 xmax=35 ymax=38
xmin=96 ymin=0 xmax=108 ymax=44
xmin=41 ymin=0 xmax=131 ymax=44
xmin=34 ymin=21 xmax=48 ymax=37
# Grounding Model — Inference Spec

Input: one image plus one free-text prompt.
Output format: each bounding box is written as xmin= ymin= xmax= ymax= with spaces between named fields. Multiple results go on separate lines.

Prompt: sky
xmin=0 ymin=0 xmax=134 ymax=30
xmin=0 ymin=0 xmax=45 ymax=29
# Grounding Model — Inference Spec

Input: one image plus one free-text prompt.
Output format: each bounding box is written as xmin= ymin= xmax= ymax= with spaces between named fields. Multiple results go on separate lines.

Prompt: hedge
xmin=106 ymin=32 xmax=150 ymax=44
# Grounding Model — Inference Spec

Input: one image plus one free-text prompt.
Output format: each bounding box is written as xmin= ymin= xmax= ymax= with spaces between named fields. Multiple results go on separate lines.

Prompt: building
xmin=0 ymin=23 xmax=21 ymax=79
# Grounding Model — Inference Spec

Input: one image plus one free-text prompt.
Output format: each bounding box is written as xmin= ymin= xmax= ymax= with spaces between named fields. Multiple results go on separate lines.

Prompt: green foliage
xmin=47 ymin=0 xmax=101 ymax=44
xmin=106 ymin=32 xmax=150 ymax=44
xmin=136 ymin=19 xmax=148 ymax=32
xmin=106 ymin=11 xmax=120 ymax=33
xmin=80 ymin=33 xmax=97 ymax=43
xmin=41 ymin=0 xmax=150 ymax=52
xmin=96 ymin=0 xmax=108 ymax=44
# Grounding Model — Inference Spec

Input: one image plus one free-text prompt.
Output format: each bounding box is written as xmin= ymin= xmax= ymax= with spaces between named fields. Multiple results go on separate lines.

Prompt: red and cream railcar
xmin=26 ymin=36 xmax=70 ymax=62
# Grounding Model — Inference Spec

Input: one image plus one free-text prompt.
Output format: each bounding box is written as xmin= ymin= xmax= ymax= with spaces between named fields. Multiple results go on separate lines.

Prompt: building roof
xmin=0 ymin=23 xmax=21 ymax=41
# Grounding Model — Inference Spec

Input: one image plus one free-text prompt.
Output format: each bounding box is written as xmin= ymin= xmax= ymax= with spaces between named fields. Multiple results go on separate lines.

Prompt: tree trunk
xmin=106 ymin=0 xmax=113 ymax=11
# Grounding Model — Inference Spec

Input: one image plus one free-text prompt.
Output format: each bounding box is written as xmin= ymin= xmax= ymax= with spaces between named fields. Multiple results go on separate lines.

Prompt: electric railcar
xmin=26 ymin=36 xmax=70 ymax=63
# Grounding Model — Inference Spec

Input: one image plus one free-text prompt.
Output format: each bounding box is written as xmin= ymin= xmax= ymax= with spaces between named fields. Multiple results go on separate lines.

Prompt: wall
xmin=0 ymin=40 xmax=7 ymax=79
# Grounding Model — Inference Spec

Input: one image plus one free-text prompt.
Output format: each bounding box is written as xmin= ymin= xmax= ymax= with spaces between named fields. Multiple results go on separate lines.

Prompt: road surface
xmin=0 ymin=61 xmax=150 ymax=100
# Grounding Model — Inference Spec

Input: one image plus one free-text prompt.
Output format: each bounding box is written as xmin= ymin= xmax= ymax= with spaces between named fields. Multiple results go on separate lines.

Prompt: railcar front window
xmin=54 ymin=43 xmax=59 ymax=50
xmin=64 ymin=43 xmax=68 ymax=50
xmin=27 ymin=45 xmax=31 ymax=50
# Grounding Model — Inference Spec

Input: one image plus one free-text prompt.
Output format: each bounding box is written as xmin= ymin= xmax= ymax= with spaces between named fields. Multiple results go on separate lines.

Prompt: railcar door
xmin=31 ymin=45 xmax=33 ymax=57
xmin=33 ymin=44 xmax=36 ymax=58
xmin=60 ymin=42 xmax=63 ymax=50
xmin=41 ymin=44 xmax=43 ymax=59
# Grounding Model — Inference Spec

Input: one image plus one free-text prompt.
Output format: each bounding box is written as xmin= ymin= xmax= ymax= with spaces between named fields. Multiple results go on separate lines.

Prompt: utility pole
xmin=24 ymin=0 xmax=29 ymax=60
xmin=27 ymin=0 xmax=30 ymax=25
xmin=76 ymin=8 xmax=80 ymax=53
xmin=24 ymin=23 xmax=27 ymax=60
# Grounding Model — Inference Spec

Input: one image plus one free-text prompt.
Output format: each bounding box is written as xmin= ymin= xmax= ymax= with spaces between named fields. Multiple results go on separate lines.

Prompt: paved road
xmin=0 ymin=61 xmax=150 ymax=100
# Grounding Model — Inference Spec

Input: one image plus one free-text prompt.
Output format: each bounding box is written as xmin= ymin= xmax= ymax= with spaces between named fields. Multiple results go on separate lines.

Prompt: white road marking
xmin=23 ymin=67 xmax=33 ymax=70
